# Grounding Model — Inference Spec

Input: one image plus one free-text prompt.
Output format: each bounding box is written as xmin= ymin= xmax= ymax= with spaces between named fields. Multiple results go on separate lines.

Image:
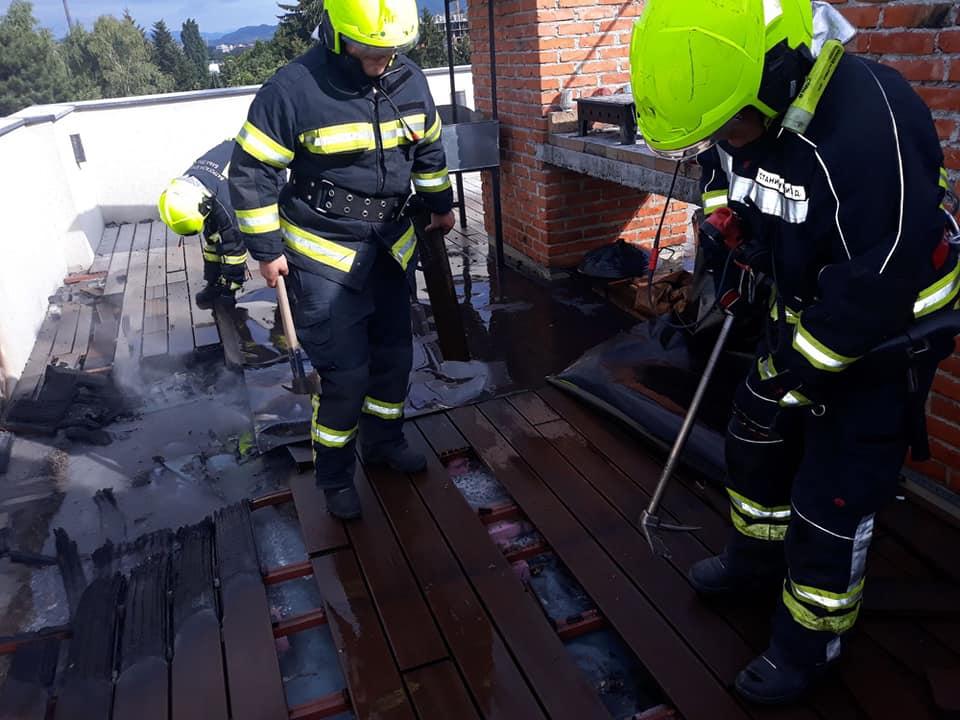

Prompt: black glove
xmin=732 ymin=357 xmax=813 ymax=435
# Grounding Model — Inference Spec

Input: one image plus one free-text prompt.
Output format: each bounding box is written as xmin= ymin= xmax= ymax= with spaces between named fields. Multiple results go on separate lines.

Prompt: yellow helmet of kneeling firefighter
xmin=321 ymin=0 xmax=420 ymax=55
xmin=158 ymin=176 xmax=212 ymax=236
xmin=629 ymin=0 xmax=814 ymax=160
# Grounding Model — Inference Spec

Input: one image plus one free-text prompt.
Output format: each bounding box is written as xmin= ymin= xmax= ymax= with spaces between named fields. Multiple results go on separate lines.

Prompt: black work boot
xmin=324 ymin=486 xmax=361 ymax=521
xmin=360 ymin=439 xmax=426 ymax=473
xmin=688 ymin=551 xmax=782 ymax=597
xmin=195 ymin=283 xmax=236 ymax=309
xmin=735 ymin=646 xmax=836 ymax=705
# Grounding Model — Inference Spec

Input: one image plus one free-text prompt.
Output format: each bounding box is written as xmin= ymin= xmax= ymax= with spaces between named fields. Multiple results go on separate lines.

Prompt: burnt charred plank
xmin=410 ymin=418 xmax=607 ymax=720
xmin=215 ymin=503 xmax=287 ymax=720
xmin=448 ymin=404 xmax=749 ymax=720
xmin=113 ymin=557 xmax=170 ymax=720
xmin=311 ymin=549 xmax=416 ymax=720
xmin=404 ymin=660 xmax=481 ymax=720
xmin=54 ymin=574 xmax=125 ymax=720
xmin=171 ymin=519 xmax=228 ymax=720
xmin=0 ymin=639 xmax=59 ymax=720
xmin=348 ymin=465 xmax=446 ymax=671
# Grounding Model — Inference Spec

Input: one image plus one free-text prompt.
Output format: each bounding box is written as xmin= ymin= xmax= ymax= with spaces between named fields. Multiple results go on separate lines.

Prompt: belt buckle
xmin=316 ymin=178 xmax=336 ymax=215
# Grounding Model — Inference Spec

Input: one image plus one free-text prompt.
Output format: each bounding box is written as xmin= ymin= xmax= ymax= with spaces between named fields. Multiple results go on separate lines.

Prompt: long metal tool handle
xmin=275 ymin=275 xmax=300 ymax=353
xmin=645 ymin=313 xmax=736 ymax=517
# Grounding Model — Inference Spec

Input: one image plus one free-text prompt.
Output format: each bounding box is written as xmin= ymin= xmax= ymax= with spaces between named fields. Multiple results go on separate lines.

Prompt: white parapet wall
xmin=0 ymin=65 xmax=474 ymax=394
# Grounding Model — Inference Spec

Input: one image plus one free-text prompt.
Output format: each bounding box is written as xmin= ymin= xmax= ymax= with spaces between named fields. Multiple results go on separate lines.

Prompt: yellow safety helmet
xmin=157 ymin=176 xmax=212 ymax=236
xmin=321 ymin=0 xmax=420 ymax=55
xmin=629 ymin=0 xmax=814 ymax=160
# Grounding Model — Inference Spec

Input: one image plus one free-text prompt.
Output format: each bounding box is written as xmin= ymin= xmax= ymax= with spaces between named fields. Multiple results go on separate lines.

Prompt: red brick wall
xmin=827 ymin=0 xmax=960 ymax=489
xmin=467 ymin=0 xmax=691 ymax=272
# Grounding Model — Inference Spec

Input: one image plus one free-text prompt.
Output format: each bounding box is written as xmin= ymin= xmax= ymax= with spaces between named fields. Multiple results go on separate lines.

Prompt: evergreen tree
xmin=219 ymin=39 xmax=290 ymax=87
xmin=0 ymin=0 xmax=73 ymax=115
xmin=180 ymin=18 xmax=209 ymax=89
xmin=453 ymin=33 xmax=471 ymax=66
xmin=80 ymin=14 xmax=172 ymax=97
xmin=277 ymin=0 xmax=323 ymax=46
xmin=407 ymin=9 xmax=446 ymax=70
xmin=151 ymin=20 xmax=192 ymax=91
xmin=60 ymin=23 xmax=102 ymax=100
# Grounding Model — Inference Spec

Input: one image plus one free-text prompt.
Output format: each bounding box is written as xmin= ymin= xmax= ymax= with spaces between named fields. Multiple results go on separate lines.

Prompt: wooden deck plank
xmin=506 ymin=392 xmax=560 ymax=426
xmin=50 ymin=303 xmax=80 ymax=361
xmin=166 ymin=225 xmax=186 ymax=274
xmin=312 ymin=550 xmax=417 ymax=720
xmin=216 ymin=504 xmax=288 ymax=720
xmin=350 ymin=465 xmax=447 ymax=671
xmin=116 ymin=222 xmax=152 ymax=362
xmin=446 ymin=405 xmax=750 ymax=720
xmin=171 ymin=521 xmax=229 ymax=720
xmin=88 ymin=225 xmax=120 ymax=275
xmin=404 ymin=661 xmax=481 ymax=720
xmin=69 ymin=304 xmax=94 ymax=369
xmin=0 ymin=640 xmax=58 ymax=720
xmin=289 ymin=470 xmax=349 ymax=555
xmin=367 ymin=444 xmax=548 ymax=720
xmin=878 ymin=499 xmax=960 ymax=583
xmin=184 ymin=236 xmax=220 ymax=348
xmin=5 ymin=309 xmax=58 ymax=407
xmin=142 ymin=223 xmax=169 ymax=358
xmin=166 ymin=279 xmax=195 ymax=357
xmin=408 ymin=419 xmax=619 ymax=720
xmin=536 ymin=385 xmax=730 ymax=551
xmin=103 ymin=223 xmax=135 ymax=298
xmin=518 ymin=411 xmax=817 ymax=720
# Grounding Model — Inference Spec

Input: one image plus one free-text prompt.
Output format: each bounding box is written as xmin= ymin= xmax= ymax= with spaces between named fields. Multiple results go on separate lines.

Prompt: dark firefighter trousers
xmin=286 ymin=246 xmax=412 ymax=489
xmin=202 ymin=230 xmax=248 ymax=291
xmin=723 ymin=351 xmax=944 ymax=666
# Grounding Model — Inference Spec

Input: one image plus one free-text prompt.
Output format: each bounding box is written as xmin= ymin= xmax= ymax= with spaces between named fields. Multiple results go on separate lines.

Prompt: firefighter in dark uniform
xmin=630 ymin=0 xmax=960 ymax=704
xmin=158 ymin=140 xmax=255 ymax=307
xmin=229 ymin=0 xmax=455 ymax=520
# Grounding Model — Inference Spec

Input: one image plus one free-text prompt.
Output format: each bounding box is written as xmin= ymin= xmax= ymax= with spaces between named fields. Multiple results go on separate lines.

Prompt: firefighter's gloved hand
xmin=732 ymin=363 xmax=807 ymax=436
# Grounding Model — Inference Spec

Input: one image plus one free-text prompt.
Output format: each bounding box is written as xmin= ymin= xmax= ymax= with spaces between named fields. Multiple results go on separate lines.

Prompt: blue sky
xmin=11 ymin=0 xmax=282 ymax=36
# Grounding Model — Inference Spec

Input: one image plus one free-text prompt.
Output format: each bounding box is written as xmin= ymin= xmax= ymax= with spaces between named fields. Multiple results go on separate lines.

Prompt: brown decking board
xmin=410 ymin=418 xmax=645 ymax=720
xmin=404 ymin=661 xmax=481 ymax=720
xmin=6 ymin=308 xmax=58 ymax=407
xmin=311 ymin=550 xmax=417 ymax=720
xmin=348 ymin=465 xmax=447 ymax=671
xmin=50 ymin=303 xmax=81 ymax=362
xmin=289 ymin=470 xmax=349 ymax=555
xmin=366 ymin=447 xmax=549 ymax=720
xmin=447 ymin=405 xmax=750 ymax=720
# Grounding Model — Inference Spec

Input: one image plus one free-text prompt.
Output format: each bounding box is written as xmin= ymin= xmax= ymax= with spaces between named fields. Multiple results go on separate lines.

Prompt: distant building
xmin=431 ymin=12 xmax=469 ymax=42
xmin=208 ymin=62 xmax=221 ymax=75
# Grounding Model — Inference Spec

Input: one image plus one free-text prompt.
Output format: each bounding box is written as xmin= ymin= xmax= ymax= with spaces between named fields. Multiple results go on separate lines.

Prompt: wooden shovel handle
xmin=275 ymin=275 xmax=300 ymax=353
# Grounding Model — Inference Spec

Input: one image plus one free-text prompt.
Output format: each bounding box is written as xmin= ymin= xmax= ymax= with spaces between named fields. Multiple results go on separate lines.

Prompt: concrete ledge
xmin=539 ymin=132 xmax=701 ymax=205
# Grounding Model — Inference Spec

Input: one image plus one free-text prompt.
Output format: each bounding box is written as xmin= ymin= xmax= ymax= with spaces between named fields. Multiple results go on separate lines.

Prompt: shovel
xmin=275 ymin=275 xmax=318 ymax=396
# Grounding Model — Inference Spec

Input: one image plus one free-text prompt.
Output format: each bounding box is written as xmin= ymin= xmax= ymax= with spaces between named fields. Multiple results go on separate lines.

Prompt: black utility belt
xmin=292 ymin=175 xmax=407 ymax=222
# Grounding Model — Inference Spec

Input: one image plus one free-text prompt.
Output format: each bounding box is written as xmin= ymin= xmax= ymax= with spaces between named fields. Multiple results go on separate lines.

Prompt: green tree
xmin=76 ymin=14 xmax=172 ymax=97
xmin=453 ymin=33 xmax=471 ymax=66
xmin=151 ymin=19 xmax=193 ymax=91
xmin=60 ymin=23 xmax=102 ymax=100
xmin=0 ymin=1 xmax=73 ymax=115
xmin=277 ymin=0 xmax=323 ymax=47
xmin=219 ymin=39 xmax=290 ymax=87
xmin=407 ymin=9 xmax=446 ymax=70
xmin=180 ymin=18 xmax=209 ymax=89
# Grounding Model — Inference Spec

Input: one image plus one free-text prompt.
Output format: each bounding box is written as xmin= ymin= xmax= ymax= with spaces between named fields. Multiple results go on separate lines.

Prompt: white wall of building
xmin=0 ymin=65 xmax=474 ymax=390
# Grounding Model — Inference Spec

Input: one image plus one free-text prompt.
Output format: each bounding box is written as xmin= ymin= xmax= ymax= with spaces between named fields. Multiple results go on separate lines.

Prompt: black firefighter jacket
xmin=698 ymin=53 xmax=956 ymax=396
xmin=228 ymin=44 xmax=454 ymax=290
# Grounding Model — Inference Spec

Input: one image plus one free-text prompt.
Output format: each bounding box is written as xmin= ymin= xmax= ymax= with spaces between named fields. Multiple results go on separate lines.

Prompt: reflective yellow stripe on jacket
xmin=281 ymin=220 xmax=357 ymax=274
xmin=236 ymin=204 xmax=281 ymax=235
xmin=299 ymin=115 xmax=434 ymax=155
xmin=237 ymin=121 xmax=294 ymax=169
